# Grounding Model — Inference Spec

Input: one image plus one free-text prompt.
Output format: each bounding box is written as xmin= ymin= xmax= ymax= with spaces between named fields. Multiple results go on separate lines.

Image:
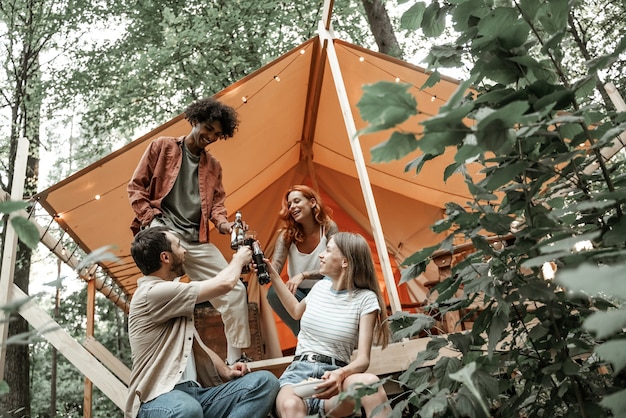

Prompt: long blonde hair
xmin=333 ymin=232 xmax=390 ymax=348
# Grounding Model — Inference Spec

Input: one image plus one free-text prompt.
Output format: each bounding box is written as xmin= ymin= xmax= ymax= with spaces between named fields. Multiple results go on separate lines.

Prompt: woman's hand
xmin=285 ymin=273 xmax=305 ymax=294
xmin=313 ymin=369 xmax=345 ymax=399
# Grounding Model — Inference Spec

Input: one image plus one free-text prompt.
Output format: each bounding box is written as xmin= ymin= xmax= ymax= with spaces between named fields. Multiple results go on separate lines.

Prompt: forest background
xmin=0 ymin=0 xmax=423 ymax=415
xmin=2 ymin=0 xmax=626 ymax=417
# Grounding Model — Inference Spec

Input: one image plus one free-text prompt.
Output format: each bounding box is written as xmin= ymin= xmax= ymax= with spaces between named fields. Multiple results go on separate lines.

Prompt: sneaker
xmin=227 ymin=352 xmax=253 ymax=366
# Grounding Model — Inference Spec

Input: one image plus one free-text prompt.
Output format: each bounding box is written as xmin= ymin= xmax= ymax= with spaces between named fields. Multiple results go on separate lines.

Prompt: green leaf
xmin=420 ymin=388 xmax=449 ymax=418
xmin=0 ymin=200 xmax=28 ymax=214
xmin=400 ymin=2 xmax=426 ymax=31
xmin=599 ymin=388 xmax=626 ymax=417
xmin=0 ymin=380 xmax=8 ymax=396
xmin=388 ymin=311 xmax=436 ymax=339
xmin=537 ymin=0 xmax=569 ymax=35
xmin=476 ymin=7 xmax=530 ymax=49
xmin=357 ymin=82 xmax=417 ymax=132
xmin=556 ymin=264 xmax=626 ymax=299
xmin=519 ymin=0 xmax=543 ymax=20
xmin=76 ymin=245 xmax=121 ymax=271
xmin=434 ymin=357 xmax=462 ymax=389
xmin=398 ymin=367 xmax=431 ymax=393
xmin=476 ymin=102 xmax=529 ymax=153
xmin=448 ymin=332 xmax=473 ymax=354
xmin=422 ymin=2 xmax=447 ymax=38
xmin=588 ymin=34 xmax=626 ymax=72
xmin=487 ymin=309 xmax=508 ymax=357
xmin=596 ymin=340 xmax=626 ymax=374
xmin=370 ymin=132 xmax=418 ymax=163
xmin=402 ymin=244 xmax=439 ymax=266
xmin=583 ymin=310 xmax=626 ymax=339
xmin=480 ymin=213 xmax=515 ymax=235
xmin=422 ymin=70 xmax=440 ymax=89
xmin=604 ymin=216 xmax=626 ymax=246
xmin=533 ymin=88 xmax=575 ymax=111
xmin=405 ymin=152 xmax=437 ymax=175
xmin=449 ymin=363 xmax=491 ymax=416
xmin=537 ymin=231 xmax=601 ymax=254
xmin=481 ymin=161 xmax=528 ymax=191
xmin=10 ymin=216 xmax=40 ymax=249
xmin=528 ymin=322 xmax=549 ymax=341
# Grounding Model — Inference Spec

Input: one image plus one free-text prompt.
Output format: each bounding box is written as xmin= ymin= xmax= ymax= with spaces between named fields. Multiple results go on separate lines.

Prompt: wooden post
xmin=320 ymin=25 xmax=402 ymax=313
xmin=0 ymin=134 xmax=29 ymax=377
xmin=84 ymin=278 xmax=96 ymax=417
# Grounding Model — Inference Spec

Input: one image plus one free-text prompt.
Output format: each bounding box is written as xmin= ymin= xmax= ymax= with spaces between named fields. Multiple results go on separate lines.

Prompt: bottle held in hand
xmin=250 ymin=239 xmax=271 ymax=285
xmin=231 ymin=211 xmax=269 ymax=284
xmin=230 ymin=211 xmax=245 ymax=250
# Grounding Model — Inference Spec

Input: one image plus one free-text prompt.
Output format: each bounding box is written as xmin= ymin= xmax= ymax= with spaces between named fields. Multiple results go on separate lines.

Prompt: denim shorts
xmin=279 ymin=360 xmax=339 ymax=415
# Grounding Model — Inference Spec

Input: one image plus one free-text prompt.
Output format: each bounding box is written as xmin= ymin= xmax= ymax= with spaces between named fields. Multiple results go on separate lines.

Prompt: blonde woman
xmin=267 ymin=232 xmax=391 ymax=418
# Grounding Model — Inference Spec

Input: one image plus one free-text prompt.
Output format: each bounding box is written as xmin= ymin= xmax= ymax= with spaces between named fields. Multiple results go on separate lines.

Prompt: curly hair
xmin=332 ymin=232 xmax=390 ymax=348
xmin=279 ymin=185 xmax=334 ymax=245
xmin=184 ymin=97 xmax=240 ymax=138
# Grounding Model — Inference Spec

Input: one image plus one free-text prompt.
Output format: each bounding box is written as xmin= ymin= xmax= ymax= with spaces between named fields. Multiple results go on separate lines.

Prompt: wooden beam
xmin=318 ymin=24 xmax=403 ymax=313
xmin=83 ymin=336 xmax=131 ymax=385
xmin=321 ymin=0 xmax=335 ymax=30
xmin=247 ymin=337 xmax=460 ymax=378
xmin=11 ymin=284 xmax=127 ymax=410
xmin=0 ymin=133 xmax=29 ymax=377
xmin=84 ymin=279 xmax=96 ymax=417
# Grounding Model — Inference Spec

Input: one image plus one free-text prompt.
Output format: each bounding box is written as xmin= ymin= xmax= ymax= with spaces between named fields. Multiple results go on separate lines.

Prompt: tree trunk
xmin=360 ymin=0 xmax=403 ymax=59
xmin=0 ymin=32 xmax=41 ymax=418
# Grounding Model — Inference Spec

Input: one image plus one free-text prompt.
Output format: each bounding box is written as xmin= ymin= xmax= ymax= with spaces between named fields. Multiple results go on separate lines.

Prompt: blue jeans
xmin=267 ymin=285 xmax=311 ymax=336
xmin=138 ymin=371 xmax=279 ymax=418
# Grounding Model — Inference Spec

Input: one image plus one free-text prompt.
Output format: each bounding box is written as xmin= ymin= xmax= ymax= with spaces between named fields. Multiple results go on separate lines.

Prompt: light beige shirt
xmin=125 ymin=276 xmax=222 ymax=418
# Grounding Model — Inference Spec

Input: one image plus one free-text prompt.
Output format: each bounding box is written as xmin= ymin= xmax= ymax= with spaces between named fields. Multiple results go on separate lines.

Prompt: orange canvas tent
xmin=34 ymin=31 xmax=473 ymax=355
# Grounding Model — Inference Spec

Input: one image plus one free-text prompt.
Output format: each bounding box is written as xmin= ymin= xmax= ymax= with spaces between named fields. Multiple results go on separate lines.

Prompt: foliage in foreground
xmin=355 ymin=0 xmax=626 ymax=417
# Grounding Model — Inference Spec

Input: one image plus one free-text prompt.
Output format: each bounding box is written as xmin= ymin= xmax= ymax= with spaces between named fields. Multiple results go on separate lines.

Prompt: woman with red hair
xmin=267 ymin=185 xmax=339 ymax=336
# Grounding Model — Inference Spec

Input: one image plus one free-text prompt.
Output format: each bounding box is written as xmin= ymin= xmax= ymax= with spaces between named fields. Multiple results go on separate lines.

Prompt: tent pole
xmin=0 ymin=134 xmax=29 ymax=377
xmin=319 ymin=23 xmax=403 ymax=313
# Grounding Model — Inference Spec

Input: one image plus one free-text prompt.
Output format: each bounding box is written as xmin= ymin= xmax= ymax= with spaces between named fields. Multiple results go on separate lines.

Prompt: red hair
xmin=279 ymin=185 xmax=333 ymax=244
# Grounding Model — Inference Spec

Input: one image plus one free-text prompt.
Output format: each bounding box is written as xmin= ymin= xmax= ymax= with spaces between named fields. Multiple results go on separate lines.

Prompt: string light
xmin=359 ymin=56 xmax=365 ymax=62
xmin=300 ymin=49 xmax=306 ymax=55
xmin=395 ymin=77 xmax=400 ymax=82
xmin=94 ymin=194 xmax=101 ymax=200
xmin=242 ymin=96 xmax=248 ymax=103
xmin=273 ymin=75 xmax=281 ymax=82
xmin=431 ymin=95 xmax=437 ymax=102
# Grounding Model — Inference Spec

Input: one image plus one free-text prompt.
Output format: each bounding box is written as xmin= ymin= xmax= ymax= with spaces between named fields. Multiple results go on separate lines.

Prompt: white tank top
xmin=287 ymin=226 xmax=327 ymax=289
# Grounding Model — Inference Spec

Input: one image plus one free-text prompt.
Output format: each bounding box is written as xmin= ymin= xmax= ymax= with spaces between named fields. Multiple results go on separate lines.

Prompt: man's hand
xmin=226 ymin=362 xmax=250 ymax=380
xmin=219 ymin=220 xmax=249 ymax=234
xmin=233 ymin=245 xmax=252 ymax=268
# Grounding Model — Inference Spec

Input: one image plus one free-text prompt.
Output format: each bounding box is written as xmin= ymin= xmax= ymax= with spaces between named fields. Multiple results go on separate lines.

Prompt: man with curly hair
xmin=128 ymin=97 xmax=251 ymax=365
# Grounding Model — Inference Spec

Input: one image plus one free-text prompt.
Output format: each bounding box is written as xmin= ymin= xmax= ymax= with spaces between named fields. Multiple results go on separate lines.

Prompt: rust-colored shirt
xmin=127 ymin=136 xmax=228 ymax=242
xmin=125 ymin=277 xmax=223 ymax=418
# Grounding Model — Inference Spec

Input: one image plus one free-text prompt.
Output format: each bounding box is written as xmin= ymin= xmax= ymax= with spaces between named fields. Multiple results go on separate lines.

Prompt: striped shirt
xmin=296 ymin=278 xmax=380 ymax=363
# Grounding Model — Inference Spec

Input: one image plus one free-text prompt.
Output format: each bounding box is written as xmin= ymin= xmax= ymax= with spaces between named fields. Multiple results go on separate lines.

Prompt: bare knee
xmin=276 ymin=390 xmax=306 ymax=418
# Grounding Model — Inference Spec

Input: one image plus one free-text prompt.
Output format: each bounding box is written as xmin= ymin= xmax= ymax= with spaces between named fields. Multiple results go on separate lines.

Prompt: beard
xmin=170 ymin=254 xmax=186 ymax=277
